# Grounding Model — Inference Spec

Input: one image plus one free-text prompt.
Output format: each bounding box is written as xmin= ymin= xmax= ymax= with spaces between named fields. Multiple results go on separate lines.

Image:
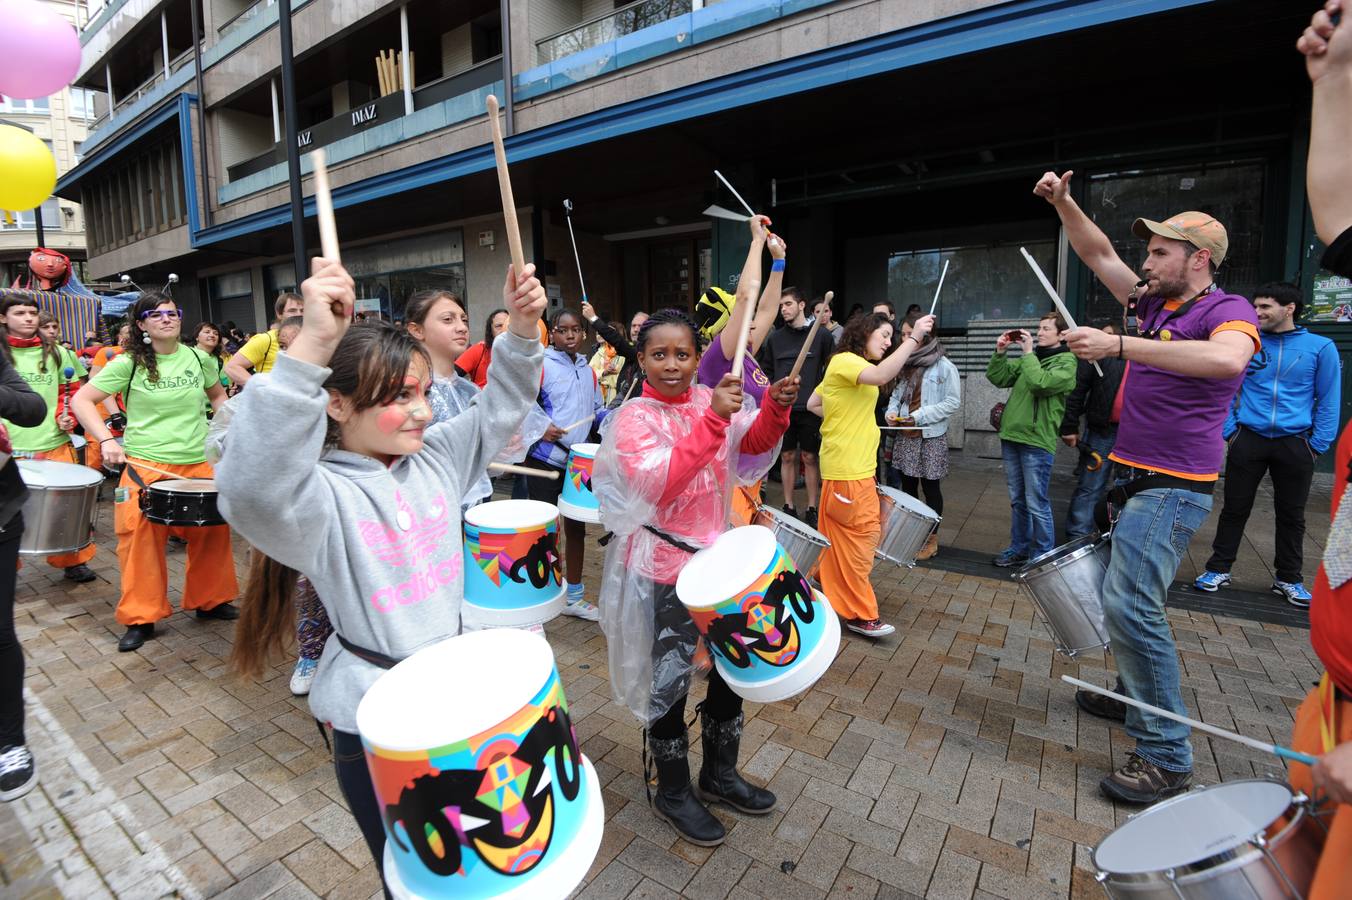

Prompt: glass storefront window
xmin=887 ymin=241 xmax=1058 ymax=325
xmin=353 ymin=266 xmax=467 ymax=321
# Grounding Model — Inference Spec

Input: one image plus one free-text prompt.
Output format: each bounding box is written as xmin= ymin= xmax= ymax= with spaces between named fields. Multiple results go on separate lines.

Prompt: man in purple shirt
xmin=1035 ymin=171 xmax=1258 ymax=804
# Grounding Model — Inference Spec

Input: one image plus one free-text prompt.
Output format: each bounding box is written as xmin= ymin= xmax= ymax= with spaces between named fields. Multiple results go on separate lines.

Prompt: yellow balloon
xmin=0 ymin=124 xmax=57 ymax=211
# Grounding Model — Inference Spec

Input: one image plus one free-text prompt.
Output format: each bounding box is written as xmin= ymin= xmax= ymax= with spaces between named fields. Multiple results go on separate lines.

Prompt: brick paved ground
xmin=0 ymin=461 xmax=1324 ymax=899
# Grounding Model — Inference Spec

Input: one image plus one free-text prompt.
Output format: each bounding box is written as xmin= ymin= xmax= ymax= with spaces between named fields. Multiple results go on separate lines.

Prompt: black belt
xmin=336 ymin=633 xmax=401 ymax=669
xmin=1110 ymin=464 xmax=1216 ymax=497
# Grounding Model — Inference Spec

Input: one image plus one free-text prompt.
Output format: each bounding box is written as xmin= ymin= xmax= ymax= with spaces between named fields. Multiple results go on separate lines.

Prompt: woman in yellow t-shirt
xmin=807 ymin=310 xmax=934 ymax=638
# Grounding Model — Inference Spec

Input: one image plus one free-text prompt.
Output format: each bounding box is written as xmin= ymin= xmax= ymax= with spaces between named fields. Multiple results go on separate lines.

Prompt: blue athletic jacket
xmin=1223 ymin=326 xmax=1342 ymax=454
xmin=529 ymin=346 xmax=604 ymax=468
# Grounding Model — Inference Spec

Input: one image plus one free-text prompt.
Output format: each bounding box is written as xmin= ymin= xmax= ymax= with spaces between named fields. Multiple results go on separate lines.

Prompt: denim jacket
xmin=885 ymin=357 xmax=961 ymax=439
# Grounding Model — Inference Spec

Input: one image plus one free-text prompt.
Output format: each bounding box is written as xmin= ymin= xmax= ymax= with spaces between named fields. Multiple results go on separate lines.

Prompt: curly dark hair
xmin=126 ymin=292 xmax=181 ymax=382
xmin=634 ymin=307 xmax=703 ymax=354
xmin=834 ymin=312 xmax=893 ymax=361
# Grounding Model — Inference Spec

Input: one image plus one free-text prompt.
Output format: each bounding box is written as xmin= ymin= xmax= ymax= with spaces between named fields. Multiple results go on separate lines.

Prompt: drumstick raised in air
xmin=486 ymin=96 xmax=526 ymax=279
xmin=559 ymin=414 xmax=594 ymax=433
xmin=312 ymin=148 xmax=340 ymax=262
xmin=713 ymin=170 xmax=756 ymax=218
xmin=729 ymin=280 xmax=760 ymax=382
xmin=620 ymin=375 xmax=641 ymax=403
xmin=928 ymin=260 xmax=950 ymax=315
xmin=703 ymin=203 xmax=752 ymax=223
xmin=488 ymin=462 xmax=559 ymax=479
xmin=1061 ymin=675 xmax=1318 ymax=766
xmin=1021 ymin=247 xmax=1102 ymax=377
xmin=788 ymin=290 xmax=830 ymax=382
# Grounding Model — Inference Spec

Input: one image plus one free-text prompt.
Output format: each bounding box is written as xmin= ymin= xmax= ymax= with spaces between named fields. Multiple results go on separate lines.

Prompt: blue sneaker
xmin=1193 ymin=571 xmax=1231 ymax=592
xmin=992 ymin=549 xmax=1028 ymax=568
xmin=1272 ymin=581 xmax=1312 ymax=609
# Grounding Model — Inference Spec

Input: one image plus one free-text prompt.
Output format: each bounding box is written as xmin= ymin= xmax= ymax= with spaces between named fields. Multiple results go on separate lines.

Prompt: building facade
xmin=55 ymin=0 xmax=1349 ymax=455
xmin=1 ymin=0 xmax=94 ymax=285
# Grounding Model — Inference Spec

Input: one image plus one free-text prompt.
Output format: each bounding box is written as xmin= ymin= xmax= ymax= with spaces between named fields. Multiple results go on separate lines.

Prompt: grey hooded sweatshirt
xmin=216 ymin=330 xmax=544 ymax=733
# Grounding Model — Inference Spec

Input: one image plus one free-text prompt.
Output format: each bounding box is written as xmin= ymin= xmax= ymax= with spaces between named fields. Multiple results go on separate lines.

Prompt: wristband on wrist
xmin=100 ymin=437 xmax=118 ymax=444
xmin=770 ymin=259 xmax=786 ymax=272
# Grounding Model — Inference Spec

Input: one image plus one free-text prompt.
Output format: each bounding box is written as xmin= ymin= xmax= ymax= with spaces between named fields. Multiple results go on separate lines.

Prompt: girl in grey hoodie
xmin=216 ymin=257 xmax=547 ymax=885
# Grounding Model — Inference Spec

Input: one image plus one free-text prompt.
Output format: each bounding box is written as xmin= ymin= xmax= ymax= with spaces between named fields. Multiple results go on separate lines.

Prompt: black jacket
xmin=1059 ymin=356 xmax=1127 ymax=437
xmin=590 ymin=318 xmax=640 ymax=408
xmin=0 ymin=351 xmax=47 ymax=530
xmin=758 ymin=318 xmax=835 ymax=410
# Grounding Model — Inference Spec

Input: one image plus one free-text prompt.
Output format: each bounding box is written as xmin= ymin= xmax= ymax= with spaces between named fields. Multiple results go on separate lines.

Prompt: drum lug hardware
xmin=1254 ymin=832 xmax=1305 ymax=899
xmin=1093 ymin=871 xmax=1108 ymax=884
xmin=1162 ymin=868 xmax=1186 ymax=900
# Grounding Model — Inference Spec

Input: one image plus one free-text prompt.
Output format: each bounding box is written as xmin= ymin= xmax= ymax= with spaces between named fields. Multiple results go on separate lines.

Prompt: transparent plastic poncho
xmin=593 ymin=385 xmax=780 ymax=725
xmin=428 ymin=373 xmax=551 ymax=507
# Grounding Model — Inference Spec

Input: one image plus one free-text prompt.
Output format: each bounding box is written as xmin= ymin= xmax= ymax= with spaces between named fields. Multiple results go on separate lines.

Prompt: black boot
xmin=696 ymin=711 xmax=777 ymax=814
xmin=647 ymin=731 xmax=726 ymax=846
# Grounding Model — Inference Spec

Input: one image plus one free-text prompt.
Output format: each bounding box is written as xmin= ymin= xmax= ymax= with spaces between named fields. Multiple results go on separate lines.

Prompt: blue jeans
xmin=1001 ymin=440 xmax=1055 ymax=559
xmin=1103 ymin=485 xmax=1213 ymax=772
xmin=1064 ymin=426 xmax=1117 ymax=540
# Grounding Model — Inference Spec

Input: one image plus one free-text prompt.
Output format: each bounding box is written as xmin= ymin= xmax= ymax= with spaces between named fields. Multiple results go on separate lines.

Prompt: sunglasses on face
xmin=139 ymin=309 xmax=182 ymax=321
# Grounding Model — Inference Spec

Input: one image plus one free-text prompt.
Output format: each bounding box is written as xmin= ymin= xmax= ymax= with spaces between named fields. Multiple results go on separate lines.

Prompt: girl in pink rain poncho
xmin=593 ymin=307 xmax=797 ymax=848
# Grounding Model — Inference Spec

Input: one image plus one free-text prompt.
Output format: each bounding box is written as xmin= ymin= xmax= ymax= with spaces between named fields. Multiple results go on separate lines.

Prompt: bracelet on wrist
xmin=100 ymin=437 xmax=118 ymax=444
xmin=1118 ymin=334 xmax=1125 ymax=359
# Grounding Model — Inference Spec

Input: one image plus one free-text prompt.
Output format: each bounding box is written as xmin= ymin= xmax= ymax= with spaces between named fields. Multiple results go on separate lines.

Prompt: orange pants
xmin=22 ymin=442 xmax=97 ymax=570
xmin=813 ymin=477 xmax=880 ymax=621
xmin=732 ymin=480 xmax=762 ymax=527
xmin=1276 ymin=683 xmax=1352 ymax=899
xmin=114 ymin=458 xmax=237 ymax=626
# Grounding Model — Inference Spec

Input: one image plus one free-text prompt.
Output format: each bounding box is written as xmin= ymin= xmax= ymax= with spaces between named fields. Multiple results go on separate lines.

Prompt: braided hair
xmin=634 ymin=307 xmax=704 ymax=354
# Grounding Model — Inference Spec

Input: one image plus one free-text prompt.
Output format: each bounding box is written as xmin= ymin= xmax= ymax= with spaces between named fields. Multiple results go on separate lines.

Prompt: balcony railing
xmin=87 ymin=47 xmax=196 ymax=132
xmin=535 ymin=0 xmax=693 ymax=64
xmin=218 ymin=0 xmax=276 ymax=39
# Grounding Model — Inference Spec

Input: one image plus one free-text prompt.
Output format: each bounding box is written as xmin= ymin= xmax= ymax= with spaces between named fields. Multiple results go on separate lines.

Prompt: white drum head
xmin=356 ymin=629 xmax=553 ymax=752
xmin=464 ymin=499 xmax=558 ymax=529
xmin=879 ymin=485 xmax=939 ymax=518
xmin=569 ymin=442 xmax=599 ymax=459
xmin=1093 ymin=780 xmax=1293 ymax=874
xmin=153 ymin=479 xmax=216 ymax=493
xmin=677 ymin=525 xmax=777 ymax=609
xmin=18 ymin=459 xmax=103 ymax=488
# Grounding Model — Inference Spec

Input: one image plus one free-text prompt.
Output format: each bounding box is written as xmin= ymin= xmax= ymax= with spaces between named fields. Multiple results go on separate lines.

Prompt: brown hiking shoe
xmin=1075 ymin=689 xmax=1126 ymax=722
xmin=1099 ymin=754 xmax=1191 ymax=804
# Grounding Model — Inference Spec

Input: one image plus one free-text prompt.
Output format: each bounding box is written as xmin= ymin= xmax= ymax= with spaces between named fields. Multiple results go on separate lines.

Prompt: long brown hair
xmin=230 ymin=550 xmax=301 ymax=679
xmin=126 ymin=292 xmax=178 ymax=382
xmin=230 ymin=322 xmax=430 ymax=678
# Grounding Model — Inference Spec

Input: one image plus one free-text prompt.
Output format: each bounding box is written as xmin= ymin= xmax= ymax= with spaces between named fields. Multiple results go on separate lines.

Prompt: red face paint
xmin=376 ymin=406 xmax=406 ymax=434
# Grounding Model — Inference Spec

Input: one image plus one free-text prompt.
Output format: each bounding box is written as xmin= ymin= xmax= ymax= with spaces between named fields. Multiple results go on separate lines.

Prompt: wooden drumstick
xmin=1061 ymin=676 xmax=1318 ymax=765
xmin=486 ymin=96 xmax=526 ymax=279
xmin=1021 ymin=247 xmax=1102 ymax=376
xmin=787 ymin=290 xmax=830 ymax=381
xmin=312 ymin=148 xmax=340 ymax=262
xmin=558 ymin=414 xmax=593 ymax=433
xmin=729 ymin=280 xmax=760 ymax=382
xmin=131 ymin=460 xmax=188 ymax=481
xmin=620 ymin=374 xmax=641 ymax=403
xmin=488 ymin=462 xmax=559 ymax=479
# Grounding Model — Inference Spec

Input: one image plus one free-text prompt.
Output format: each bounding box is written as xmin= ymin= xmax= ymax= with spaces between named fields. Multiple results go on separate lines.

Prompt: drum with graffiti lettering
xmin=676 ymin=525 xmax=841 ymax=703
xmin=357 ymin=629 xmax=604 ymax=899
xmin=462 ymin=500 xmax=565 ymax=629
xmin=556 ymin=442 xmax=601 ymax=524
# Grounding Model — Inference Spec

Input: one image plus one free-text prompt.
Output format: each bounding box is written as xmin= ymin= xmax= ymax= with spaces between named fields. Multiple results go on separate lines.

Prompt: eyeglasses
xmin=139 ymin=309 xmax=182 ymax=321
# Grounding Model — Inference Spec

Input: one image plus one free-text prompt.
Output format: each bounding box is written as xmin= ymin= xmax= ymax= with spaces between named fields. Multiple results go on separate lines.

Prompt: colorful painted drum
xmin=676 ymin=525 xmax=841 ymax=703
xmin=357 ymin=629 xmax=604 ymax=900
xmin=556 ymin=442 xmax=601 ymax=524
xmin=463 ymin=500 xmax=565 ymax=628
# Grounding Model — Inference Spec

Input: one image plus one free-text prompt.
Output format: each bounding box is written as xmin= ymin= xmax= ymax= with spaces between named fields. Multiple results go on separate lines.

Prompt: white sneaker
xmin=290 ymin=657 xmax=318 ymax=696
xmin=562 ymin=597 xmax=600 ymax=622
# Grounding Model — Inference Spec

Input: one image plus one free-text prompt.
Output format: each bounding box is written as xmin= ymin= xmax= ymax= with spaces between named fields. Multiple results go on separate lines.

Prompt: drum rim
xmin=1091 ymin=778 xmax=1300 ymax=879
xmin=1013 ymin=534 xmax=1103 ymax=579
xmin=147 ymin=479 xmax=218 ymax=493
xmin=876 ymin=483 xmax=941 ymax=518
xmin=752 ymin=504 xmax=829 ymax=544
xmin=17 ymin=459 xmax=105 ymax=488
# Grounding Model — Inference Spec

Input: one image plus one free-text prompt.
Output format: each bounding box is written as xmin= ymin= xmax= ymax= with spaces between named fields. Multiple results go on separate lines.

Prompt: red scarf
xmin=6 ymin=334 xmax=41 ymax=348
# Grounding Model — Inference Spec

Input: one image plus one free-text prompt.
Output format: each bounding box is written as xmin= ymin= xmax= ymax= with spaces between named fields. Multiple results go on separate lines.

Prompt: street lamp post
xmin=277 ymin=0 xmax=307 ymax=278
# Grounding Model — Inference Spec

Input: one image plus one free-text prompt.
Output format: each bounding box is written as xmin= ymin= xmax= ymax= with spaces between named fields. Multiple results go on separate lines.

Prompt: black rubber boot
xmin=696 ymin=711 xmax=777 ymax=814
xmin=647 ymin=731 xmax=726 ymax=846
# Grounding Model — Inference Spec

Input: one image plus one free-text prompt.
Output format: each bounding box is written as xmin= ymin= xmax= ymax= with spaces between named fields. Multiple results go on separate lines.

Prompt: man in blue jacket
xmin=1195 ymin=282 xmax=1342 ymax=606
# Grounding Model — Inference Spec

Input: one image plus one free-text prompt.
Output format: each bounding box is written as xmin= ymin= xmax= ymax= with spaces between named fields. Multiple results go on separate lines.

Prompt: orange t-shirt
xmin=1313 ymin=421 xmax=1352 ymax=693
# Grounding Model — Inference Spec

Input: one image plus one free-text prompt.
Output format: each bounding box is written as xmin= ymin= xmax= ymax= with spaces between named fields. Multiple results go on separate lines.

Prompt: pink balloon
xmin=0 ymin=0 xmax=81 ymax=100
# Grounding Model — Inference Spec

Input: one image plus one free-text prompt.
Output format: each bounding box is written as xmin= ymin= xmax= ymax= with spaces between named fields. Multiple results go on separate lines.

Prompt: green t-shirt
xmin=91 ymin=345 xmax=220 ymax=464
xmin=5 ymin=344 xmax=86 ymax=452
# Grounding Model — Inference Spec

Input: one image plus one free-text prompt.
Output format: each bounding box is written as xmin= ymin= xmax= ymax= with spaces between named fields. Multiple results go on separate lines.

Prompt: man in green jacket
xmin=987 ymin=312 xmax=1078 ymax=566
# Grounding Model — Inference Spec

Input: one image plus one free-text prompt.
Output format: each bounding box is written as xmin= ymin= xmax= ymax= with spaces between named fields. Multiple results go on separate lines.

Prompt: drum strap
xmin=597 ymin=525 xmax=703 ymax=555
xmin=335 ymin=633 xmax=402 ymax=670
xmin=1319 ymin=673 xmax=1338 ymax=754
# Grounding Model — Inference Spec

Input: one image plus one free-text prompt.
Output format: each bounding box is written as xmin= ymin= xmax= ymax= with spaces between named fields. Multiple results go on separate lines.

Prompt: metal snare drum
xmin=875 ymin=485 xmax=940 ymax=568
xmin=752 ymin=504 xmax=831 ymax=575
xmin=1012 ymin=535 xmax=1110 ymax=657
xmin=71 ymin=434 xmax=87 ymax=466
xmin=141 ymin=479 xmax=225 ymax=527
xmin=17 ymin=460 xmax=102 ymax=556
xmin=1092 ymin=779 xmax=1319 ymax=899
